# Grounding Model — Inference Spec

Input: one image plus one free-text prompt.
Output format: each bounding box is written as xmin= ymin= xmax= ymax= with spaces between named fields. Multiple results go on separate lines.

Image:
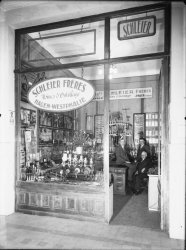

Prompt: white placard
xmin=28 ymin=77 xmax=95 ymax=112
xmin=94 ymin=87 xmax=152 ymax=101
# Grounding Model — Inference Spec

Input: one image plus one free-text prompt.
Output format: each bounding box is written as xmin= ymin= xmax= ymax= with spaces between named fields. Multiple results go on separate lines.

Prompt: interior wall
xmin=89 ymin=74 xmax=159 ymax=126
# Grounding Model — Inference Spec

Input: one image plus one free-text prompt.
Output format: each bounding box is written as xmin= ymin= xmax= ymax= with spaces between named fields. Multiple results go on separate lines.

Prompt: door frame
xmin=159 ymin=57 xmax=170 ymax=231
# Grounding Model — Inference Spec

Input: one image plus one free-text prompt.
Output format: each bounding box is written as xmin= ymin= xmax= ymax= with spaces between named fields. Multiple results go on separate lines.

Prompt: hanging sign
xmin=28 ymin=77 xmax=95 ymax=112
xmin=94 ymin=87 xmax=152 ymax=101
xmin=118 ymin=16 xmax=156 ymax=40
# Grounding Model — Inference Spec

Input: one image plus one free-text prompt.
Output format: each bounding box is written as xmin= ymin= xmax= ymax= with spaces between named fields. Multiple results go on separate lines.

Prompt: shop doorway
xmin=108 ymin=58 xmax=168 ymax=229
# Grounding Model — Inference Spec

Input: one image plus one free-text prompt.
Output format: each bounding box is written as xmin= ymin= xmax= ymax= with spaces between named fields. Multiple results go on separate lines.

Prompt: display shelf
xmin=20 ymin=107 xmax=38 ymax=176
xmin=21 ymin=108 xmax=37 ymax=128
xmin=94 ymin=114 xmax=104 ymax=141
xmin=39 ymin=144 xmax=53 ymax=147
xmin=133 ymin=113 xmax=146 ymax=146
xmin=39 ymin=125 xmax=74 ymax=131
xmin=109 ymin=122 xmax=128 ymax=126
xmin=146 ymin=125 xmax=158 ymax=128
xmin=38 ymin=110 xmax=75 ymax=148
xmin=145 ymin=112 xmax=159 ymax=145
xmin=39 ymin=125 xmax=54 ymax=129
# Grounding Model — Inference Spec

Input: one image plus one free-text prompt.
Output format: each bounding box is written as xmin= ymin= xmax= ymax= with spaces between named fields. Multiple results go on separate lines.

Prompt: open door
xmin=159 ymin=56 xmax=170 ymax=231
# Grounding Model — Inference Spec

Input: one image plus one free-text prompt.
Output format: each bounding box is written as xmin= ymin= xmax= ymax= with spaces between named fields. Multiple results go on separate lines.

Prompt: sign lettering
xmin=94 ymin=87 xmax=152 ymax=101
xmin=28 ymin=77 xmax=95 ymax=112
xmin=118 ymin=16 xmax=156 ymax=40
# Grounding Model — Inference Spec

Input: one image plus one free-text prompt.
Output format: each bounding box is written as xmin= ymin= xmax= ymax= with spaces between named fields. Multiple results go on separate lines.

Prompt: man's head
xmin=119 ymin=136 xmax=125 ymax=147
xmin=141 ymin=151 xmax=147 ymax=160
xmin=139 ymin=137 xmax=146 ymax=147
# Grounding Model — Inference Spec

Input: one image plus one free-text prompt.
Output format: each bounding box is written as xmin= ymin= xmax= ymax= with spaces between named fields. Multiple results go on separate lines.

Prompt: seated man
xmin=131 ymin=150 xmax=152 ymax=195
xmin=136 ymin=137 xmax=151 ymax=163
xmin=115 ymin=136 xmax=137 ymax=182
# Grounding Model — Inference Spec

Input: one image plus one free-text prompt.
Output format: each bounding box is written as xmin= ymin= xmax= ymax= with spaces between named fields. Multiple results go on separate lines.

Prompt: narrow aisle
xmin=110 ymin=191 xmax=160 ymax=230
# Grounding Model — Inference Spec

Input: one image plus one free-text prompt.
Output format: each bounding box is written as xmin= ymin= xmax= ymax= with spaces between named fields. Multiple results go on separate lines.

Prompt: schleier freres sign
xmin=118 ymin=16 xmax=156 ymax=40
xmin=28 ymin=77 xmax=95 ymax=112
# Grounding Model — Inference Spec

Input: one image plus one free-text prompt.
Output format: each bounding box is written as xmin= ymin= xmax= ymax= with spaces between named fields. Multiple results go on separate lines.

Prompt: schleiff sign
xmin=28 ymin=77 xmax=95 ymax=112
xmin=118 ymin=16 xmax=156 ymax=40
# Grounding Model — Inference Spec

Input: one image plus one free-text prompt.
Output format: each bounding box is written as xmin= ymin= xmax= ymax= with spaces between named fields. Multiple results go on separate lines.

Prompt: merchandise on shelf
xmin=20 ymin=143 xmax=104 ymax=185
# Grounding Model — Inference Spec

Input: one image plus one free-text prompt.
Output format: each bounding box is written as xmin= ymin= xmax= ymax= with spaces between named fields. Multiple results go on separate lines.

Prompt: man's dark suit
xmin=136 ymin=144 xmax=150 ymax=162
xmin=132 ymin=157 xmax=152 ymax=191
xmin=115 ymin=144 xmax=130 ymax=165
xmin=114 ymin=144 xmax=137 ymax=180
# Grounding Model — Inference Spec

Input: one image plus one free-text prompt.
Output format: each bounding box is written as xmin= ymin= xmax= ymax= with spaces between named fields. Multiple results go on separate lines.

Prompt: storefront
xmin=13 ymin=3 xmax=169 ymax=223
xmin=0 ymin=1 xmax=185 ymax=240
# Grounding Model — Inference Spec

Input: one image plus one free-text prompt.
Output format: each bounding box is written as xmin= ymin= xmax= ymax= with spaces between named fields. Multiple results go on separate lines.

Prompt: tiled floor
xmin=0 ymin=193 xmax=184 ymax=250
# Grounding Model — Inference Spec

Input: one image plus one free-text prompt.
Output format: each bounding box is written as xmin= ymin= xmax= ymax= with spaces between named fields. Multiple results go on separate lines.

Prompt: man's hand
xmin=141 ymin=168 xmax=145 ymax=173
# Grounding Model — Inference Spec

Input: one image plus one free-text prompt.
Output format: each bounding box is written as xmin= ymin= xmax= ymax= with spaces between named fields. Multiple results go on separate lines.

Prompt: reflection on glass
xmin=20 ymin=21 xmax=104 ymax=68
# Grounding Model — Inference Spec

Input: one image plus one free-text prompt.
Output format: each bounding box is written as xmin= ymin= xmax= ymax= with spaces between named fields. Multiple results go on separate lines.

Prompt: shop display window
xmin=19 ymin=66 xmax=104 ymax=185
xmin=17 ymin=6 xmax=164 ymax=190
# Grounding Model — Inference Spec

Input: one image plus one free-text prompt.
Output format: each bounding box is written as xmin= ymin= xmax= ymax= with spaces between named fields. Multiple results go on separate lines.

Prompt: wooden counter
xmin=110 ymin=163 xmax=128 ymax=195
xmin=16 ymin=181 xmax=105 ymax=222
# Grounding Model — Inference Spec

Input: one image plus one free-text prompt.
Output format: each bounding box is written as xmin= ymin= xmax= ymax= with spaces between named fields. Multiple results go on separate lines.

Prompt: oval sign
xmin=28 ymin=77 xmax=95 ymax=112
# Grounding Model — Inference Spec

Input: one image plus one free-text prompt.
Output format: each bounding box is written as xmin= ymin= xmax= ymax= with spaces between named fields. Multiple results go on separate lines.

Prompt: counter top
xmin=110 ymin=161 xmax=128 ymax=168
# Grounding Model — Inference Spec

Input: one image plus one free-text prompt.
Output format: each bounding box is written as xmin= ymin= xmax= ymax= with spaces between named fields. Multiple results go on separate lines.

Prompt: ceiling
xmin=0 ymin=1 xmax=160 ymax=28
xmin=0 ymin=1 xmax=162 ymax=78
xmin=0 ymin=1 xmax=43 ymax=11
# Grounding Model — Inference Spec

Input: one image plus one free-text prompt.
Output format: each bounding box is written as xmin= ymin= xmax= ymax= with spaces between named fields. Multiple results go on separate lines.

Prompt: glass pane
xmin=110 ymin=10 xmax=165 ymax=58
xmin=20 ymin=20 xmax=104 ymax=68
xmin=19 ymin=65 xmax=104 ymax=185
